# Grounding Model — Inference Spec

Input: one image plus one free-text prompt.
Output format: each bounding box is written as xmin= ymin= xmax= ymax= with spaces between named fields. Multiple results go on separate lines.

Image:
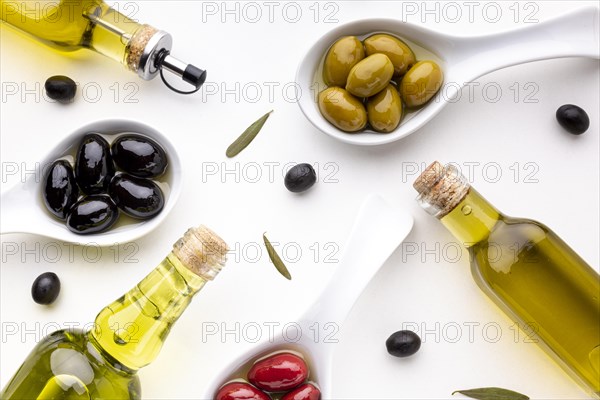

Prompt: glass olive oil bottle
xmin=414 ymin=161 xmax=600 ymax=397
xmin=0 ymin=0 xmax=206 ymax=92
xmin=0 ymin=226 xmax=228 ymax=399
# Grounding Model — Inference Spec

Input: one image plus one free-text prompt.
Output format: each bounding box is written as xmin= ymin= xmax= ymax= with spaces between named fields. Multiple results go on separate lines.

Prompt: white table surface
xmin=1 ymin=1 xmax=598 ymax=399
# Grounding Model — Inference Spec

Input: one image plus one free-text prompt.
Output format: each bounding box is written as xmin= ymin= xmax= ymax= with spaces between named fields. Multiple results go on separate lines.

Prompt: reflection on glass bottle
xmin=414 ymin=161 xmax=600 ymax=398
xmin=0 ymin=0 xmax=206 ymax=92
xmin=0 ymin=226 xmax=228 ymax=399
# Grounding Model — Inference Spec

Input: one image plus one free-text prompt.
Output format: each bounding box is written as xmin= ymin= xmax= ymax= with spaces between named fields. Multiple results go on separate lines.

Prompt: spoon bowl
xmin=0 ymin=119 xmax=182 ymax=246
xmin=202 ymin=194 xmax=414 ymax=398
xmin=296 ymin=6 xmax=600 ymax=146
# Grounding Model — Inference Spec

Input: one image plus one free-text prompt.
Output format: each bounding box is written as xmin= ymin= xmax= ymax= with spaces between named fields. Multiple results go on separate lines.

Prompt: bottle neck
xmin=413 ymin=162 xmax=502 ymax=247
xmin=89 ymin=252 xmax=206 ymax=371
xmin=85 ymin=5 xmax=175 ymax=82
xmin=440 ymin=188 xmax=501 ymax=247
xmin=82 ymin=2 xmax=147 ymax=69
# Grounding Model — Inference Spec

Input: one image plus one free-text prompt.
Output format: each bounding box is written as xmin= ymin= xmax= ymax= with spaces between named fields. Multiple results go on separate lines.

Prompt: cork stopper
xmin=172 ymin=225 xmax=229 ymax=280
xmin=413 ymin=161 xmax=470 ymax=218
xmin=126 ymin=25 xmax=159 ymax=73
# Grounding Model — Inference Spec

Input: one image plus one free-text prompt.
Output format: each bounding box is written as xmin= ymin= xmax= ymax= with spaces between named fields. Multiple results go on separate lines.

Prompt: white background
xmin=1 ymin=1 xmax=599 ymax=399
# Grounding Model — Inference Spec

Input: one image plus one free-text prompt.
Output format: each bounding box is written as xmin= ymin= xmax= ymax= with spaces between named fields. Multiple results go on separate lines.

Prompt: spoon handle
xmin=300 ymin=194 xmax=413 ymax=327
xmin=0 ymin=187 xmax=33 ymax=235
xmin=452 ymin=6 xmax=599 ymax=81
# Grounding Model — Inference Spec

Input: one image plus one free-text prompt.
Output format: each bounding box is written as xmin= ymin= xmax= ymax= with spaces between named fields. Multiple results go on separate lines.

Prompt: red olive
xmin=247 ymin=353 xmax=308 ymax=392
xmin=215 ymin=382 xmax=270 ymax=400
xmin=281 ymin=383 xmax=321 ymax=400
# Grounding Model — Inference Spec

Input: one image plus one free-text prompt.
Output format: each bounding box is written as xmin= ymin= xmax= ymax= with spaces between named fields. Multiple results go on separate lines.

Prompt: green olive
xmin=346 ymin=54 xmax=394 ymax=98
xmin=400 ymin=60 xmax=443 ymax=108
xmin=367 ymin=84 xmax=403 ymax=133
xmin=323 ymin=36 xmax=365 ymax=87
xmin=318 ymin=87 xmax=367 ymax=133
xmin=364 ymin=34 xmax=416 ymax=77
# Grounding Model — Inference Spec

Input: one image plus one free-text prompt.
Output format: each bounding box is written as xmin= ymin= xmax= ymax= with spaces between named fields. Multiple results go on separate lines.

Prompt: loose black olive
xmin=111 ymin=134 xmax=168 ymax=178
xmin=45 ymin=75 xmax=76 ymax=102
xmin=556 ymin=104 xmax=590 ymax=135
xmin=66 ymin=195 xmax=119 ymax=234
xmin=75 ymin=134 xmax=115 ymax=194
xmin=386 ymin=330 xmax=421 ymax=358
xmin=31 ymin=272 xmax=61 ymax=305
xmin=43 ymin=160 xmax=79 ymax=220
xmin=109 ymin=174 xmax=165 ymax=219
xmin=284 ymin=163 xmax=317 ymax=193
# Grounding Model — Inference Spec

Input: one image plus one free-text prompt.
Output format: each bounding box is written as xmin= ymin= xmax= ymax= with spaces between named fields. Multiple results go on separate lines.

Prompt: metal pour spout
xmin=156 ymin=51 xmax=207 ymax=94
xmin=132 ymin=28 xmax=207 ymax=94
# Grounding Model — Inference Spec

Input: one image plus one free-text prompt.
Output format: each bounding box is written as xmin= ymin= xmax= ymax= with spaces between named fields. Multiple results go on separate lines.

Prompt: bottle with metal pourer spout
xmin=1 ymin=0 xmax=206 ymax=94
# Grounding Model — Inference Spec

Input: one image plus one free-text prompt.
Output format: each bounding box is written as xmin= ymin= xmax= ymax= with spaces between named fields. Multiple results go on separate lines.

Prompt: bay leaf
xmin=263 ymin=233 xmax=291 ymax=280
xmin=226 ymin=110 xmax=273 ymax=158
xmin=452 ymin=387 xmax=530 ymax=400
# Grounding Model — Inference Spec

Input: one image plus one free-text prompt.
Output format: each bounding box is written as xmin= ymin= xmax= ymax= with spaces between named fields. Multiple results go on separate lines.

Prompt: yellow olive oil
xmin=1 ymin=0 xmax=141 ymax=65
xmin=0 ymin=226 xmax=228 ymax=399
xmin=1 ymin=0 xmax=207 ymax=89
xmin=415 ymin=162 xmax=600 ymax=397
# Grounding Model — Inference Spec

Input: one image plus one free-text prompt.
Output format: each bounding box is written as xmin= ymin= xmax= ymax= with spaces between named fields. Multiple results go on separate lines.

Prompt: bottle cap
xmin=413 ymin=161 xmax=470 ymax=218
xmin=127 ymin=25 xmax=206 ymax=94
xmin=172 ymin=225 xmax=229 ymax=280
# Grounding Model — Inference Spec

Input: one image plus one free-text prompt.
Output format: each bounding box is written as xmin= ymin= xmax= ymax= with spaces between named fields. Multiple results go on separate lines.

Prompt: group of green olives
xmin=318 ymin=34 xmax=443 ymax=133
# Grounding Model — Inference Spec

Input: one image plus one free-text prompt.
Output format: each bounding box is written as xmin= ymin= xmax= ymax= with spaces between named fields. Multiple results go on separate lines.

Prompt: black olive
xmin=66 ymin=195 xmax=119 ymax=234
xmin=31 ymin=272 xmax=61 ymax=305
xmin=75 ymin=134 xmax=115 ymax=194
xmin=111 ymin=134 xmax=168 ymax=178
xmin=43 ymin=160 xmax=79 ymax=220
xmin=386 ymin=330 xmax=421 ymax=358
xmin=556 ymin=104 xmax=590 ymax=135
xmin=109 ymin=174 xmax=165 ymax=219
xmin=284 ymin=163 xmax=317 ymax=193
xmin=45 ymin=75 xmax=76 ymax=102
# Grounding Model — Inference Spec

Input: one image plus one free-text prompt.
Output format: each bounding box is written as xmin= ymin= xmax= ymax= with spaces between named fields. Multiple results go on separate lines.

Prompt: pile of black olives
xmin=319 ymin=34 xmax=443 ymax=134
xmin=43 ymin=133 xmax=168 ymax=234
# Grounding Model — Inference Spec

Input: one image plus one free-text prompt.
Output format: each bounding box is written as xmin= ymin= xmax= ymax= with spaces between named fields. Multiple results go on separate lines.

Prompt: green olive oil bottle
xmin=414 ymin=161 xmax=600 ymax=397
xmin=0 ymin=226 xmax=228 ymax=399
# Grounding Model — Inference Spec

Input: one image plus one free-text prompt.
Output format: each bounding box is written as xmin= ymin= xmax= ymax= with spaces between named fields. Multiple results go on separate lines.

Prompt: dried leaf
xmin=263 ymin=233 xmax=291 ymax=280
xmin=453 ymin=387 xmax=530 ymax=400
xmin=226 ymin=110 xmax=273 ymax=158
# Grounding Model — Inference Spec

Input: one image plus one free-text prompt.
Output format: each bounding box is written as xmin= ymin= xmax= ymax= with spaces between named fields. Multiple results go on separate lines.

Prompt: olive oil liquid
xmin=1 ymin=251 xmax=207 ymax=399
xmin=1 ymin=0 xmax=143 ymax=65
xmin=441 ymin=190 xmax=600 ymax=396
xmin=0 ymin=329 xmax=141 ymax=400
xmin=90 ymin=254 xmax=206 ymax=370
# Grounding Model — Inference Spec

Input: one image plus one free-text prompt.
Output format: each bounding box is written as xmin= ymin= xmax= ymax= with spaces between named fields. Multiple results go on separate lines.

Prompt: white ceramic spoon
xmin=202 ymin=194 xmax=414 ymax=399
xmin=0 ymin=119 xmax=182 ymax=246
xmin=296 ymin=6 xmax=600 ymax=146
